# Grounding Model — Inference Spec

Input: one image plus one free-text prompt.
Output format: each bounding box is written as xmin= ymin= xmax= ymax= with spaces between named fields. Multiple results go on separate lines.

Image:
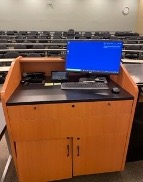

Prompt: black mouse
xmin=112 ymin=87 xmax=120 ymax=94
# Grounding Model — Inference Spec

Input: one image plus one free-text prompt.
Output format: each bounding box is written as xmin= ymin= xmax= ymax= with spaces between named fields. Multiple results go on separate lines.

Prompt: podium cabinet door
xmin=16 ymin=138 xmax=72 ymax=182
xmin=73 ymin=135 xmax=127 ymax=176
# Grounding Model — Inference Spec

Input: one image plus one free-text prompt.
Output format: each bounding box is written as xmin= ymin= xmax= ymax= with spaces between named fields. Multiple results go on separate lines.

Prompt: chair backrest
xmin=126 ymin=45 xmax=140 ymax=50
xmin=92 ymin=36 xmax=101 ymax=40
xmin=28 ymin=31 xmax=38 ymax=35
xmin=32 ymin=44 xmax=45 ymax=49
xmin=26 ymin=36 xmax=37 ymax=43
xmin=110 ymin=36 xmax=119 ymax=40
xmin=126 ymin=41 xmax=138 ymax=44
xmin=0 ymin=39 xmax=8 ymax=43
xmin=0 ymin=31 xmax=5 ymax=35
xmin=102 ymin=32 xmax=111 ymax=39
xmin=68 ymin=29 xmax=74 ymax=32
xmin=4 ymin=51 xmax=20 ymax=58
xmin=14 ymin=44 xmax=27 ymax=49
xmin=15 ymin=35 xmax=24 ymax=39
xmin=1 ymin=35 xmax=9 ymax=39
xmin=38 ymin=39 xmax=49 ymax=43
xmin=6 ymin=31 xmax=14 ymax=35
xmin=19 ymin=31 xmax=27 ymax=35
xmin=125 ymin=53 xmax=139 ymax=59
xmin=23 ymin=40 xmax=33 ymax=49
xmin=138 ymin=54 xmax=143 ymax=60
xmin=53 ymin=31 xmax=62 ymax=37
xmin=79 ymin=36 xmax=87 ymax=39
xmin=48 ymin=46 xmax=61 ymax=56
xmin=27 ymin=53 xmax=41 ymax=57
xmin=84 ymin=32 xmax=92 ymax=39
xmin=127 ymin=36 xmax=139 ymax=40
xmin=115 ymin=31 xmax=127 ymax=36
xmin=0 ymin=44 xmax=7 ymax=49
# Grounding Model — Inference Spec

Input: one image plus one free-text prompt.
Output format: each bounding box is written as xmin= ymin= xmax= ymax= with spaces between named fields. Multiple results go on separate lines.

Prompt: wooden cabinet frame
xmin=1 ymin=57 xmax=138 ymax=182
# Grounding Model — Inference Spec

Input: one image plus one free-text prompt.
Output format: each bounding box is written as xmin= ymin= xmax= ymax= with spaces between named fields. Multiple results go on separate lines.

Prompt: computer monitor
xmin=66 ymin=40 xmax=123 ymax=75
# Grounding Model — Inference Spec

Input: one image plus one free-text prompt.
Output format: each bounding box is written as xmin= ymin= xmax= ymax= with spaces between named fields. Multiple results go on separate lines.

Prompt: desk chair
xmin=0 ymin=40 xmax=8 ymax=43
xmin=115 ymin=31 xmax=127 ymax=36
xmin=6 ymin=31 xmax=14 ymax=35
xmin=127 ymin=36 xmax=139 ymax=40
xmin=14 ymin=33 xmax=22 ymax=36
xmin=126 ymin=41 xmax=138 ymax=44
xmin=0 ymin=36 xmax=9 ymax=40
xmin=75 ymin=33 xmax=80 ymax=39
xmin=14 ymin=44 xmax=28 ymax=57
xmin=42 ymin=31 xmax=51 ymax=38
xmin=125 ymin=45 xmax=141 ymax=51
xmin=28 ymin=31 xmax=38 ymax=35
xmin=110 ymin=36 xmax=119 ymax=40
xmin=68 ymin=29 xmax=74 ymax=33
xmin=63 ymin=31 xmax=67 ymax=37
xmin=126 ymin=32 xmax=139 ymax=36
xmin=0 ymin=54 xmax=3 ymax=59
xmin=4 ymin=51 xmax=20 ymax=58
xmin=15 ymin=36 xmax=25 ymax=43
xmin=0 ymin=31 xmax=5 ymax=35
xmin=138 ymin=54 xmax=143 ymax=60
xmin=0 ymin=45 xmax=7 ymax=49
xmin=14 ymin=44 xmax=27 ymax=49
xmin=19 ymin=31 xmax=27 ymax=35
xmin=53 ymin=31 xmax=62 ymax=37
xmin=0 ymin=45 xmax=7 ymax=55
xmin=102 ymin=32 xmax=111 ymax=39
xmin=39 ymin=34 xmax=50 ymax=39
xmin=23 ymin=40 xmax=33 ymax=49
xmin=92 ymin=36 xmax=101 ymax=40
xmin=94 ymin=32 xmax=100 ymax=36
xmin=27 ymin=36 xmax=37 ymax=43
xmin=84 ymin=32 xmax=92 ymax=39
xmin=27 ymin=53 xmax=41 ymax=57
xmin=52 ymin=35 xmax=62 ymax=40
xmin=139 ymin=36 xmax=143 ymax=40
xmin=32 ymin=45 xmax=45 ymax=57
xmin=67 ymin=29 xmax=75 ymax=39
xmin=48 ymin=46 xmax=61 ymax=57
xmin=38 ymin=39 xmax=49 ymax=43
xmin=125 ymin=53 xmax=139 ymax=59
xmin=79 ymin=36 xmax=87 ymax=39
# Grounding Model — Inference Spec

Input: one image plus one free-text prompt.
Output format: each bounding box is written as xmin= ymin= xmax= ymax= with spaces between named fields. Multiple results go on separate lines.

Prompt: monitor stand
xmin=79 ymin=76 xmax=108 ymax=83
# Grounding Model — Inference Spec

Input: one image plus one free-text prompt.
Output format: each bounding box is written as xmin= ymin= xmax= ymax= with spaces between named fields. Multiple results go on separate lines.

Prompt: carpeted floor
xmin=1 ymin=135 xmax=143 ymax=182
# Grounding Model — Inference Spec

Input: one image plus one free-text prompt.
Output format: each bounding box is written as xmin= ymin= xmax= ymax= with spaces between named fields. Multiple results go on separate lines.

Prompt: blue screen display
xmin=66 ymin=40 xmax=123 ymax=74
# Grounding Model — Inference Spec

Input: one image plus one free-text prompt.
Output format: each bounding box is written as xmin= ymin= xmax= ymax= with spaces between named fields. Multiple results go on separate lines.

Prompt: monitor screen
xmin=66 ymin=40 xmax=123 ymax=74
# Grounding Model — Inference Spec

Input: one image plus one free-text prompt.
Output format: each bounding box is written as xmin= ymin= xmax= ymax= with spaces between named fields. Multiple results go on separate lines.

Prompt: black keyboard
xmin=61 ymin=82 xmax=109 ymax=90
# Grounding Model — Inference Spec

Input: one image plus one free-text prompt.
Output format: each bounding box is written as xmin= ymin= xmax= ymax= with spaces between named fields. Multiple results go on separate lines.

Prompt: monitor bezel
xmin=65 ymin=40 xmax=123 ymax=75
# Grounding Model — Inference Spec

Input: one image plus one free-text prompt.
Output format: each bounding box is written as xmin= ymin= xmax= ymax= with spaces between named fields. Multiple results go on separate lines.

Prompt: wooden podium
xmin=1 ymin=57 xmax=138 ymax=182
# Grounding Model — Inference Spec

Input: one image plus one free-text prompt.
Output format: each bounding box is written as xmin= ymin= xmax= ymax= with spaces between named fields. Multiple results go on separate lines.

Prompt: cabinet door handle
xmin=67 ymin=145 xmax=70 ymax=157
xmin=77 ymin=145 xmax=80 ymax=156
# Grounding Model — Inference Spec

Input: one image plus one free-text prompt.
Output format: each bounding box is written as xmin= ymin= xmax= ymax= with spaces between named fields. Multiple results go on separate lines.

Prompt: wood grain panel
xmin=7 ymin=100 xmax=133 ymax=121
xmin=16 ymin=138 xmax=72 ymax=182
xmin=9 ymin=113 xmax=130 ymax=141
xmin=73 ymin=134 xmax=126 ymax=176
xmin=110 ymin=64 xmax=138 ymax=170
xmin=20 ymin=57 xmax=65 ymax=76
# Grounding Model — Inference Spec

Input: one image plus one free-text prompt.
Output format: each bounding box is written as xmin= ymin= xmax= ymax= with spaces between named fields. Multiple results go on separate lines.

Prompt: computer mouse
xmin=112 ymin=87 xmax=120 ymax=94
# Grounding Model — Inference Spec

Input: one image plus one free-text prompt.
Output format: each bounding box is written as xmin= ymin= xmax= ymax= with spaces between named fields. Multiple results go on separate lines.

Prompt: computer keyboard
xmin=61 ymin=82 xmax=109 ymax=90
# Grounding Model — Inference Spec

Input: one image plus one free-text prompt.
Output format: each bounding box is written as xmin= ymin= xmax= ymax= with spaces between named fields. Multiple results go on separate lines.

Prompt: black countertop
xmin=124 ymin=64 xmax=143 ymax=85
xmin=6 ymin=81 xmax=134 ymax=106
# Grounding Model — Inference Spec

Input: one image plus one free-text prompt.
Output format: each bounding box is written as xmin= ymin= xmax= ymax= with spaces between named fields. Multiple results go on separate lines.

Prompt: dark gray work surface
xmin=6 ymin=81 xmax=133 ymax=106
xmin=124 ymin=64 xmax=143 ymax=84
